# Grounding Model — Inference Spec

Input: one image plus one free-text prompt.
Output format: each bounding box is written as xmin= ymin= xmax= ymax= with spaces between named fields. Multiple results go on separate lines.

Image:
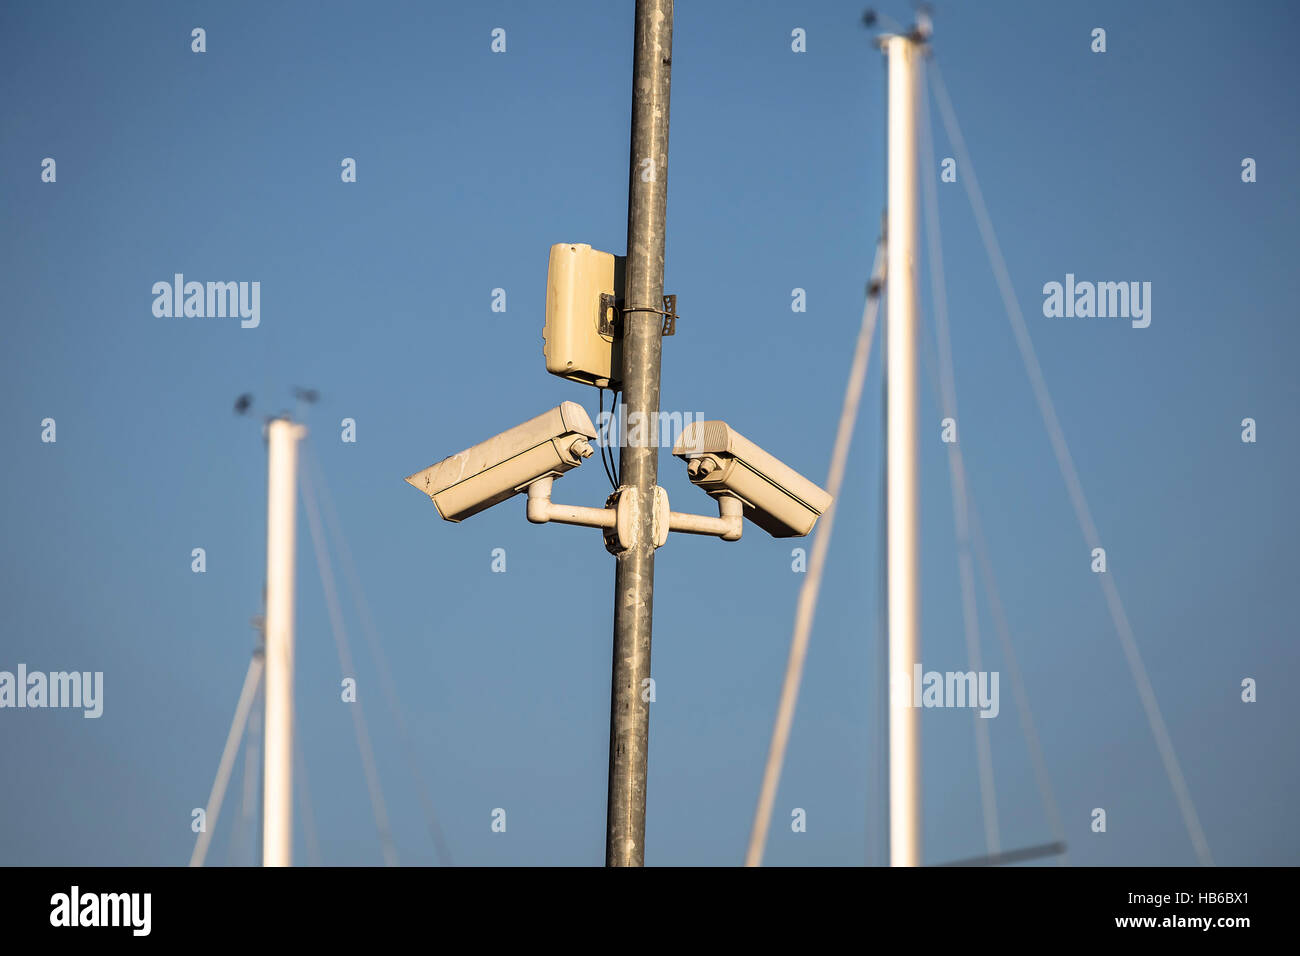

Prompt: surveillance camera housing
xmin=672 ymin=421 xmax=832 ymax=538
xmin=405 ymin=402 xmax=597 ymax=522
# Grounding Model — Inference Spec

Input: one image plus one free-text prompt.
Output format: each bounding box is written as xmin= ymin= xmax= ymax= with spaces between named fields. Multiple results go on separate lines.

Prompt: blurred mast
xmin=262 ymin=417 xmax=306 ymax=866
xmin=881 ymin=26 xmax=923 ymax=868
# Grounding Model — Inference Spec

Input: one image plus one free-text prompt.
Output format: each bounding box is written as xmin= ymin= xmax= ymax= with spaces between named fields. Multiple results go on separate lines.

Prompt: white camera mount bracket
xmin=525 ymin=477 xmax=742 ymax=553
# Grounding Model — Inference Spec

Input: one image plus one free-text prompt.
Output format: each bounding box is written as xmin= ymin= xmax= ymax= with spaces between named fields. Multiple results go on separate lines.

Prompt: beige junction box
xmin=543 ymin=242 xmax=625 ymax=389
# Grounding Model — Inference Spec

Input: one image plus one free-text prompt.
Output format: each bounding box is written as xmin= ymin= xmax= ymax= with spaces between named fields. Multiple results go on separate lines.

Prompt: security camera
xmin=405 ymin=402 xmax=598 ymax=522
xmin=672 ymin=421 xmax=832 ymax=538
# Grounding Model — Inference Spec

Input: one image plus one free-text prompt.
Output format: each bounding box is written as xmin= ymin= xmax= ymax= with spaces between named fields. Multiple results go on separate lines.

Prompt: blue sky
xmin=1 ymin=0 xmax=1296 ymax=866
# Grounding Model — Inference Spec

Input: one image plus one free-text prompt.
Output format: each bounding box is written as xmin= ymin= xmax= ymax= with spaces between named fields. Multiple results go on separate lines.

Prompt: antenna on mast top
xmin=864 ymin=6 xmax=933 ymax=47
xmin=912 ymin=4 xmax=934 ymax=43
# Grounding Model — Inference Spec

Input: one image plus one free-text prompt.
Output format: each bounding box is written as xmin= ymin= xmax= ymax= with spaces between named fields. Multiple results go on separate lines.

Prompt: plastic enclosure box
xmin=544 ymin=243 xmax=624 ymax=388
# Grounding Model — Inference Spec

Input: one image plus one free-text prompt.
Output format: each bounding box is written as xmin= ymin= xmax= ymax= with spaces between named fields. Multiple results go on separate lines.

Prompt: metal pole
xmin=263 ymin=417 xmax=305 ymax=867
xmin=883 ymin=33 xmax=921 ymax=867
xmin=606 ymin=0 xmax=673 ymax=867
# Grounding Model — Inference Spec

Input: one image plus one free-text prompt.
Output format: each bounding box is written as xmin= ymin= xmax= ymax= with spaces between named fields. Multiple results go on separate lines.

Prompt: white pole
xmin=263 ymin=417 xmax=306 ymax=867
xmin=884 ymin=33 xmax=921 ymax=868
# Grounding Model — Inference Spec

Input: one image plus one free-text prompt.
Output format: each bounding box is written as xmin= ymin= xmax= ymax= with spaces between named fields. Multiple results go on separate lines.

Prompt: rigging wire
xmin=917 ymin=61 xmax=1001 ymax=858
xmin=300 ymin=460 xmax=400 ymax=867
xmin=866 ymin=366 xmax=889 ymax=867
xmin=306 ymin=443 xmax=455 ymax=866
xmin=967 ymin=497 xmax=1069 ymax=864
xmin=916 ymin=70 xmax=1067 ymax=862
xmin=910 ymin=198 xmax=1069 ymax=865
xmin=227 ymin=677 xmax=263 ymax=866
xmin=189 ymin=652 xmax=264 ymax=867
xmin=909 ymin=231 xmax=1070 ymax=864
xmin=293 ymin=714 xmax=324 ymax=867
xmin=745 ymin=237 xmax=887 ymax=867
xmin=928 ymin=57 xmax=1213 ymax=866
xmin=915 ymin=272 xmax=1070 ymax=867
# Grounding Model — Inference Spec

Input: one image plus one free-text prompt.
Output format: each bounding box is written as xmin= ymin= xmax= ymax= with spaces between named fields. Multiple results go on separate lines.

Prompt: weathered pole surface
xmin=606 ymin=0 xmax=673 ymax=867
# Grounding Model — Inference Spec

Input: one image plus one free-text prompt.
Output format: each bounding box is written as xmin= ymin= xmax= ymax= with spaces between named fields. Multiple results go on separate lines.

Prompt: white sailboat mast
xmin=883 ymin=31 xmax=922 ymax=868
xmin=262 ymin=417 xmax=305 ymax=866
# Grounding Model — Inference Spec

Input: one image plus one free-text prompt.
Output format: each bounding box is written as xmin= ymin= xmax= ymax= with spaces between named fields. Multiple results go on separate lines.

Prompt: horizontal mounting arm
xmin=525 ymin=477 xmax=615 ymax=529
xmin=668 ymin=493 xmax=742 ymax=541
xmin=525 ymin=478 xmax=742 ymax=546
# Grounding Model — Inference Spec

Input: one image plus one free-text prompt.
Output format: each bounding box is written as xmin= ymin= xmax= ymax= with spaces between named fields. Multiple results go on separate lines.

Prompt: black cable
xmin=611 ymin=388 xmax=622 ymax=486
xmin=598 ymin=388 xmax=616 ymax=489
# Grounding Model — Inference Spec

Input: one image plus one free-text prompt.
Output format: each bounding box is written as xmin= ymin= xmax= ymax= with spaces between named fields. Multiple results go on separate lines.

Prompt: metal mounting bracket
xmin=598 ymin=294 xmax=677 ymax=337
xmin=601 ymin=485 xmax=670 ymax=554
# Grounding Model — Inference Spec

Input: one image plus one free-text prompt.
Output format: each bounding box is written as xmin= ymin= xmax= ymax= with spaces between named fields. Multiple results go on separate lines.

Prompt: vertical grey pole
xmin=606 ymin=0 xmax=673 ymax=867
